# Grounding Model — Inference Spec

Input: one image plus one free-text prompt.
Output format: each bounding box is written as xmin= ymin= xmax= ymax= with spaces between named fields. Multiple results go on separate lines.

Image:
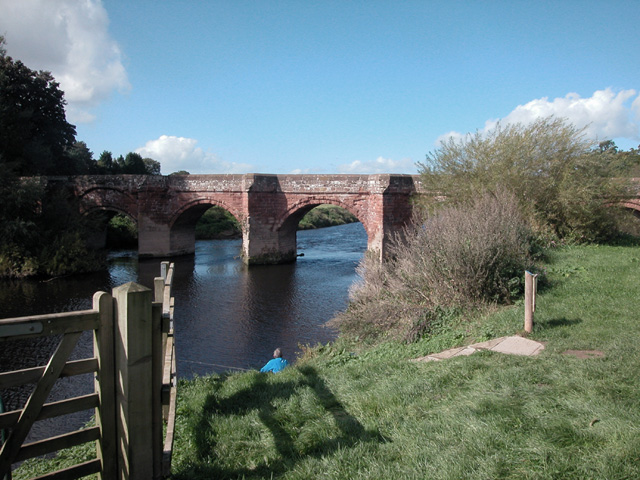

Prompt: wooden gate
xmin=0 ymin=262 xmax=177 ymax=480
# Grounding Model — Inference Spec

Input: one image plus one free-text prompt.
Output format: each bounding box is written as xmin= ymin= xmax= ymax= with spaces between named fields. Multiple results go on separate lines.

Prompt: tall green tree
xmin=0 ymin=38 xmax=77 ymax=175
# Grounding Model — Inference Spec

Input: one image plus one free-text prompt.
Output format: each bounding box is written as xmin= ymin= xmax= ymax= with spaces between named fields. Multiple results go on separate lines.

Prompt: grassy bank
xmin=172 ymin=244 xmax=640 ymax=479
xmin=11 ymin=244 xmax=640 ymax=478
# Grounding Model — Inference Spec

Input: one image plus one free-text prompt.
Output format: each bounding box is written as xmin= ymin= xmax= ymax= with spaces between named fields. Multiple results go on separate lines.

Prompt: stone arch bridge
xmin=48 ymin=174 xmax=422 ymax=265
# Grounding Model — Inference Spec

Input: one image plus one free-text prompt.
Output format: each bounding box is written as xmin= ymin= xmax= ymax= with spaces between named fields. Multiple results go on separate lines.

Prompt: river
xmin=1 ymin=222 xmax=366 ymax=402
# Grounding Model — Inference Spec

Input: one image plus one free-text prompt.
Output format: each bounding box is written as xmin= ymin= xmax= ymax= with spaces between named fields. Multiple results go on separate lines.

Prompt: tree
xmin=143 ymin=157 xmax=161 ymax=175
xmin=65 ymin=141 xmax=96 ymax=174
xmin=418 ymin=117 xmax=633 ymax=242
xmin=97 ymin=150 xmax=115 ymax=173
xmin=121 ymin=152 xmax=146 ymax=174
xmin=0 ymin=39 xmax=77 ymax=175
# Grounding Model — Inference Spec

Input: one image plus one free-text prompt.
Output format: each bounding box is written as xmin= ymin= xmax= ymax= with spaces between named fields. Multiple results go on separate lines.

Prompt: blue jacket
xmin=260 ymin=357 xmax=288 ymax=373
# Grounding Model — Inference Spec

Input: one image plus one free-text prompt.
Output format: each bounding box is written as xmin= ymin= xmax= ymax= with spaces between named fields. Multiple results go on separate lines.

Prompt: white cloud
xmin=0 ymin=0 xmax=130 ymax=123
xmin=136 ymin=135 xmax=254 ymax=175
xmin=438 ymin=88 xmax=640 ymax=147
xmin=337 ymin=156 xmax=417 ymax=174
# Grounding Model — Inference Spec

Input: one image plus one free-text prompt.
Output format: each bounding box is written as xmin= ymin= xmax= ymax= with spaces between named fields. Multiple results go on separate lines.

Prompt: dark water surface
xmin=1 ymin=221 xmax=366 ymax=379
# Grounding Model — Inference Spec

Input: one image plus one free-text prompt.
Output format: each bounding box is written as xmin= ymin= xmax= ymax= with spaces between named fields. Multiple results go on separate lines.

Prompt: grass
xmin=10 ymin=244 xmax=640 ymax=479
xmin=171 ymin=244 xmax=640 ymax=479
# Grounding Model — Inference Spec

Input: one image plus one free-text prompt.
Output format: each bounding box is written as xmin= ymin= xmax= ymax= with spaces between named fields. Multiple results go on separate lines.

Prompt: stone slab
xmin=488 ymin=336 xmax=545 ymax=356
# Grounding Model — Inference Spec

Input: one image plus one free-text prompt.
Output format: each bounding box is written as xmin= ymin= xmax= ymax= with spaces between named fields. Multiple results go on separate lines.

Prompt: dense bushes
xmin=418 ymin=117 xmax=635 ymax=242
xmin=331 ymin=190 xmax=534 ymax=342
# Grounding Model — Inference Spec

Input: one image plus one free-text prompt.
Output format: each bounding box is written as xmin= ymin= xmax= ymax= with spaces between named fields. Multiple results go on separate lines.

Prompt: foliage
xmin=0 ymin=46 xmax=76 ymax=175
xmin=106 ymin=213 xmax=138 ymax=248
xmin=417 ymin=117 xmax=635 ymax=242
xmin=331 ymin=190 xmax=534 ymax=342
xmin=0 ymin=174 xmax=103 ymax=278
xmin=195 ymin=207 xmax=241 ymax=239
xmin=298 ymin=205 xmax=358 ymax=230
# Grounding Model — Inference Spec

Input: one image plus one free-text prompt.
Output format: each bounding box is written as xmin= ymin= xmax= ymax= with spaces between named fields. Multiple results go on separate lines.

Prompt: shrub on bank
xmin=331 ymin=190 xmax=534 ymax=342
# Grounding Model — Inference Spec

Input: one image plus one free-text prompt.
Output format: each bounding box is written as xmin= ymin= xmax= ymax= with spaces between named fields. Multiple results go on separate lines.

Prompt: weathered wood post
xmin=524 ymin=271 xmax=538 ymax=334
xmin=93 ymin=291 xmax=117 ymax=480
xmin=113 ymin=282 xmax=154 ymax=480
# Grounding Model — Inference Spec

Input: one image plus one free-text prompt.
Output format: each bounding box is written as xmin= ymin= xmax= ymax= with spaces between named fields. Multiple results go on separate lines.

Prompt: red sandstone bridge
xmin=48 ymin=174 xmax=422 ymax=264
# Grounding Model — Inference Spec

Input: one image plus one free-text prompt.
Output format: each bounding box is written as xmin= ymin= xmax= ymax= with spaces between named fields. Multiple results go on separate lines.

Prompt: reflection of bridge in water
xmin=50 ymin=174 xmax=422 ymax=264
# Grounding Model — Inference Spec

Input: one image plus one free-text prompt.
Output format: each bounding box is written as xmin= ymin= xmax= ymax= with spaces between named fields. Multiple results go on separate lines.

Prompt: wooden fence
xmin=0 ymin=262 xmax=177 ymax=480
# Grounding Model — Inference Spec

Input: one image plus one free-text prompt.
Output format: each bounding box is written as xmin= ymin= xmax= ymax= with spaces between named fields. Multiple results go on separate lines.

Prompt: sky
xmin=1 ymin=0 xmax=639 ymax=175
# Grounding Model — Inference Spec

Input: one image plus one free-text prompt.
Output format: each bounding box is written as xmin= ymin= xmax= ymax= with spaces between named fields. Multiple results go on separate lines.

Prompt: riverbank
xmin=12 ymin=243 xmax=640 ymax=479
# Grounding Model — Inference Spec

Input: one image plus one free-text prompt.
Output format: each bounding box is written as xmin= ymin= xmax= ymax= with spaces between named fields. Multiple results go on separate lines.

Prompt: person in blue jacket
xmin=260 ymin=348 xmax=288 ymax=373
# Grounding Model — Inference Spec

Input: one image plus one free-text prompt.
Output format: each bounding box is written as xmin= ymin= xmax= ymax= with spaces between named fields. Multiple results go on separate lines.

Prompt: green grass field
xmin=12 ymin=244 xmax=640 ymax=479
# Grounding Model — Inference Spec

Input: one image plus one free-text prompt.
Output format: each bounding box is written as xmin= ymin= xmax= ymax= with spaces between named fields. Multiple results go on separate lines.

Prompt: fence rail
xmin=0 ymin=262 xmax=177 ymax=480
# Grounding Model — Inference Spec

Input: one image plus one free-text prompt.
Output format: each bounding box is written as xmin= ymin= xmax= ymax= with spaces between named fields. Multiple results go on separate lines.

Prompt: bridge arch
xmin=78 ymin=187 xmax=138 ymax=221
xmin=275 ymin=197 xmax=371 ymax=246
xmin=169 ymin=198 xmax=243 ymax=229
xmin=167 ymin=198 xmax=243 ymax=256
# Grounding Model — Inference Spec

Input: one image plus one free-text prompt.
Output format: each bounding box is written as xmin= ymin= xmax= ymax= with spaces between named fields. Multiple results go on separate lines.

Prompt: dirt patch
xmin=562 ymin=349 xmax=605 ymax=359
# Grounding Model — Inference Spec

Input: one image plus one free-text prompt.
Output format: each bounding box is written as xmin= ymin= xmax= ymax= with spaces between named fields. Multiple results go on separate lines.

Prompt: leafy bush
xmin=418 ymin=117 xmax=634 ymax=242
xmin=331 ymin=190 xmax=534 ymax=342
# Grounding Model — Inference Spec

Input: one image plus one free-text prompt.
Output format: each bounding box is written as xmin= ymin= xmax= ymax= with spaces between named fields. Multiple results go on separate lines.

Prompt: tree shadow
xmin=182 ymin=366 xmax=386 ymax=479
xmin=539 ymin=317 xmax=583 ymax=328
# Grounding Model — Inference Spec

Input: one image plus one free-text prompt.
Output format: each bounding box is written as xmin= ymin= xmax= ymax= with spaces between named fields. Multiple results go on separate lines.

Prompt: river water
xmin=1 ymin=221 xmax=366 ymax=382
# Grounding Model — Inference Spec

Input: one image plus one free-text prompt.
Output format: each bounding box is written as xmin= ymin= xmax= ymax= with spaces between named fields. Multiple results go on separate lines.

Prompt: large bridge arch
xmin=274 ymin=197 xmax=372 ymax=256
xmin=168 ymin=198 xmax=244 ymax=256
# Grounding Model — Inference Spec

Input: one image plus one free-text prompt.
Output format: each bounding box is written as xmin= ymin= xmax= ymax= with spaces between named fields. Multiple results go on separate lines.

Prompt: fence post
xmin=524 ymin=271 xmax=538 ymax=333
xmin=93 ymin=291 xmax=117 ymax=480
xmin=113 ymin=282 xmax=154 ymax=480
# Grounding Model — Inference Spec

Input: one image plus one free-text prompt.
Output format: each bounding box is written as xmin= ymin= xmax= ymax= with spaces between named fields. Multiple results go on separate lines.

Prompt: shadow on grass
xmin=540 ymin=317 xmax=582 ymax=328
xmin=181 ymin=366 xmax=385 ymax=479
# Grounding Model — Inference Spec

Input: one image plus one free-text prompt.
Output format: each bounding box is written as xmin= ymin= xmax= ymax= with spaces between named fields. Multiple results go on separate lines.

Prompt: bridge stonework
xmin=52 ymin=174 xmax=421 ymax=264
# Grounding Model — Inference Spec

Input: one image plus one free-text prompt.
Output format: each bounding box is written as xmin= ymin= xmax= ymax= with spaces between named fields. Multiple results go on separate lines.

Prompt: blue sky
xmin=1 ymin=0 xmax=639 ymax=175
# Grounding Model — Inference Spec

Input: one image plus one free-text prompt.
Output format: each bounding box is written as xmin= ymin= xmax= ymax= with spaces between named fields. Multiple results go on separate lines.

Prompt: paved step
xmin=412 ymin=336 xmax=545 ymax=363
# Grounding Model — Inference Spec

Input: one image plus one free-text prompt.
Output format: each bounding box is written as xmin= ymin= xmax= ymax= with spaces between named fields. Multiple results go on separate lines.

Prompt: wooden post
xmin=113 ymin=282 xmax=154 ymax=480
xmin=93 ymin=291 xmax=117 ymax=480
xmin=524 ymin=271 xmax=538 ymax=333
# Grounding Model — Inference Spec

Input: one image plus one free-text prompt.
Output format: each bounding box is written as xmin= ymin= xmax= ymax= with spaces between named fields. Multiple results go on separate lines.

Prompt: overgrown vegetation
xmin=332 ymin=190 xmax=535 ymax=342
xmin=105 ymin=213 xmax=138 ymax=248
xmin=332 ymin=117 xmax=640 ymax=342
xmin=417 ymin=117 xmax=639 ymax=242
xmin=195 ymin=206 xmax=242 ymax=239
xmin=0 ymin=176 xmax=104 ymax=277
